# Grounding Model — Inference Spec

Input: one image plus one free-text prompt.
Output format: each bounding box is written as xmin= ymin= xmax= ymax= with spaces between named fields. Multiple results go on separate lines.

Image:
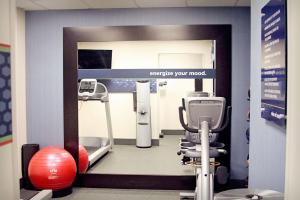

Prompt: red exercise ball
xmin=28 ymin=146 xmax=77 ymax=190
xmin=78 ymin=144 xmax=89 ymax=173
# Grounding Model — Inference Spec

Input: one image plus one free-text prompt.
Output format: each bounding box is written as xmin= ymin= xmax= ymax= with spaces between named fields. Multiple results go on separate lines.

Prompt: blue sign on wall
xmin=261 ymin=0 xmax=286 ymax=126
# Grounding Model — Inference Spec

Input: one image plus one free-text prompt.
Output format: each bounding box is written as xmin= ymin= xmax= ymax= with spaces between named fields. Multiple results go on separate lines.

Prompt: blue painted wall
xmin=26 ymin=7 xmax=250 ymax=179
xmin=249 ymin=1 xmax=286 ymax=192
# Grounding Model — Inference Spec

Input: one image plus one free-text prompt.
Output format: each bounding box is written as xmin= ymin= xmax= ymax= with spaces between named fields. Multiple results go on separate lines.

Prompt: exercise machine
xmin=178 ymin=93 xmax=284 ymax=200
xmin=136 ymin=80 xmax=152 ymax=148
xmin=78 ymin=79 xmax=114 ymax=166
xmin=178 ymin=93 xmax=231 ymax=200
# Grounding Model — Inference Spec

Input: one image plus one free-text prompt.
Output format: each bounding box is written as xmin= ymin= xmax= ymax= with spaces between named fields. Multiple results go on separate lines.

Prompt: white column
xmin=285 ymin=0 xmax=300 ymax=199
xmin=0 ymin=0 xmax=19 ymax=199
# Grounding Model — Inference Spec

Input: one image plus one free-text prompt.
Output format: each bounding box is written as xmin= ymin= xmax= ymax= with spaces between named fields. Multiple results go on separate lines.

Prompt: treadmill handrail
xmin=178 ymin=106 xmax=232 ymax=133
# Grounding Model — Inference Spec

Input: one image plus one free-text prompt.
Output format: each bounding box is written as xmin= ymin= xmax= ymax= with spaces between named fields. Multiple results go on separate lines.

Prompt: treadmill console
xmin=78 ymin=79 xmax=108 ymax=101
xmin=79 ymin=79 xmax=97 ymax=95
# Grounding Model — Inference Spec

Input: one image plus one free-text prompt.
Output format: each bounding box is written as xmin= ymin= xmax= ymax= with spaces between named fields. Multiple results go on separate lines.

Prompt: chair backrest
xmin=185 ymin=97 xmax=226 ymax=130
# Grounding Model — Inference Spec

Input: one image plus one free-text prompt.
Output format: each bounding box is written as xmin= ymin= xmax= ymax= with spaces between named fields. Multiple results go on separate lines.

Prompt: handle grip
xmin=211 ymin=106 xmax=232 ymax=133
xmin=179 ymin=106 xmax=198 ymax=133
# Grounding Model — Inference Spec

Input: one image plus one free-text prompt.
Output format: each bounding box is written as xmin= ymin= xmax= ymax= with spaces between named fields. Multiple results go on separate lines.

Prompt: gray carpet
xmin=20 ymin=189 xmax=39 ymax=200
xmin=53 ymin=188 xmax=180 ymax=200
xmin=87 ymin=135 xmax=194 ymax=175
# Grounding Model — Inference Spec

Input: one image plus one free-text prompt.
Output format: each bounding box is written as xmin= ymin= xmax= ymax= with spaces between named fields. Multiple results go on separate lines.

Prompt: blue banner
xmin=97 ymin=79 xmax=157 ymax=93
xmin=261 ymin=0 xmax=286 ymax=127
xmin=78 ymin=68 xmax=215 ymax=79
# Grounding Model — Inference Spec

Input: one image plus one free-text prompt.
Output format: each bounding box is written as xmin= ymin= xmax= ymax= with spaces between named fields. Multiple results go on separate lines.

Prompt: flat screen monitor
xmin=78 ymin=49 xmax=112 ymax=69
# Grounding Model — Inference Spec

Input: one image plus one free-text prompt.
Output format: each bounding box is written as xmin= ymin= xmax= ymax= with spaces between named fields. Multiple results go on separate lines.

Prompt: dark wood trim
xmin=52 ymin=187 xmax=73 ymax=198
xmin=195 ymin=79 xmax=203 ymax=91
xmin=64 ymin=25 xmax=231 ymax=42
xmin=114 ymin=138 xmax=159 ymax=146
xmin=76 ymin=174 xmax=195 ymax=190
xmin=63 ymin=28 xmax=79 ymax=163
xmin=161 ymin=129 xmax=185 ymax=135
xmin=215 ymin=28 xmax=232 ymax=168
xmin=19 ymin=178 xmax=24 ymax=189
xmin=63 ymin=25 xmax=232 ymax=189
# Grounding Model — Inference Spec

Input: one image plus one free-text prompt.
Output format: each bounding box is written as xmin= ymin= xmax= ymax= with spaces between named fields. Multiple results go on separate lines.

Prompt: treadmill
xmin=78 ymin=79 xmax=114 ymax=166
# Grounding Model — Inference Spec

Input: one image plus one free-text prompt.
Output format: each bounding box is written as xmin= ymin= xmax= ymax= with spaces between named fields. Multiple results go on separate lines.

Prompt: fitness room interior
xmin=0 ymin=0 xmax=300 ymax=200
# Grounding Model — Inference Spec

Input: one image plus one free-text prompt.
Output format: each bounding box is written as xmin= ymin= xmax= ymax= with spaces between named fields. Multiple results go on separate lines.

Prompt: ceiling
xmin=17 ymin=0 xmax=250 ymax=10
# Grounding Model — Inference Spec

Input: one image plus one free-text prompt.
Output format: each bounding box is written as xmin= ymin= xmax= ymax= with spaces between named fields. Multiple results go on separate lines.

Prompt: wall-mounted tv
xmin=78 ymin=49 xmax=112 ymax=69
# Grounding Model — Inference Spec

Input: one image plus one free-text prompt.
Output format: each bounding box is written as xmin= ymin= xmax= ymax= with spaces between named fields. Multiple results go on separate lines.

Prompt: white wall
xmin=79 ymin=41 xmax=212 ymax=69
xmin=15 ymin=8 xmax=27 ymax=179
xmin=0 ymin=0 xmax=10 ymax=43
xmin=285 ymin=0 xmax=300 ymax=199
xmin=78 ymin=94 xmax=159 ymax=139
xmin=78 ymin=40 xmax=212 ymax=140
xmin=0 ymin=0 xmax=18 ymax=199
xmin=0 ymin=145 xmax=15 ymax=200
xmin=158 ymin=52 xmax=213 ymax=130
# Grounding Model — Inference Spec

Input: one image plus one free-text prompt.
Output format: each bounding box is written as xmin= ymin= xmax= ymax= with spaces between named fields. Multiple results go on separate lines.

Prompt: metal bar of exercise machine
xmin=178 ymin=95 xmax=231 ymax=200
xmin=78 ymin=79 xmax=114 ymax=166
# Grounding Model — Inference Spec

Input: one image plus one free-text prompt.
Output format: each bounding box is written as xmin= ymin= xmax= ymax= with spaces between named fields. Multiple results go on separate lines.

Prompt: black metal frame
xmin=63 ymin=25 xmax=231 ymax=189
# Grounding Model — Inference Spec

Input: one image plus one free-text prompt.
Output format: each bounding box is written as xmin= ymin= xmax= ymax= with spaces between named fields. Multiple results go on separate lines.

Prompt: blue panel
xmin=78 ymin=69 xmax=216 ymax=79
xmin=261 ymin=0 xmax=286 ymax=127
xmin=97 ymin=79 xmax=157 ymax=93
